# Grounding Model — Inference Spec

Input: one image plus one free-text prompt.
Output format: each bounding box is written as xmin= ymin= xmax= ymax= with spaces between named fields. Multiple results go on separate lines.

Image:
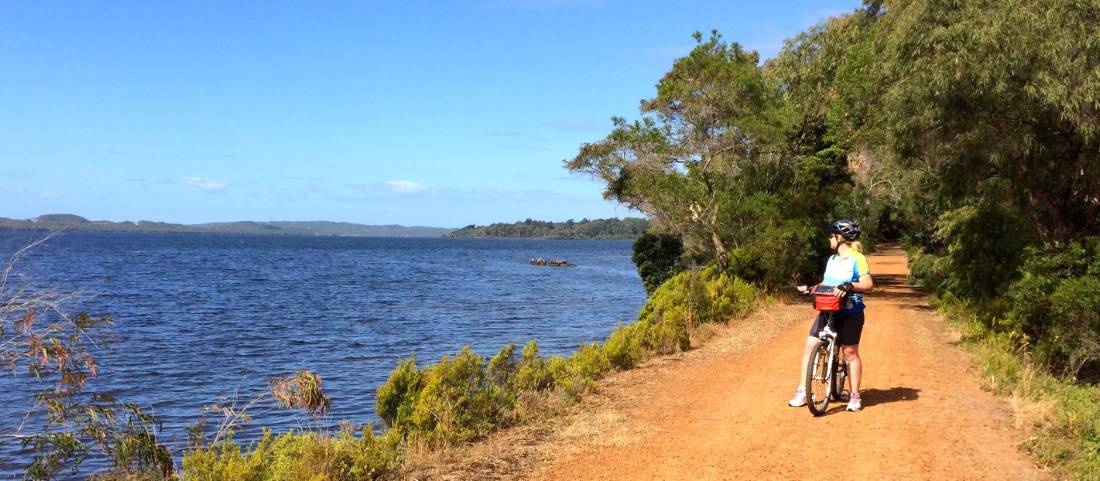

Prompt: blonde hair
xmin=847 ymin=240 xmax=863 ymax=254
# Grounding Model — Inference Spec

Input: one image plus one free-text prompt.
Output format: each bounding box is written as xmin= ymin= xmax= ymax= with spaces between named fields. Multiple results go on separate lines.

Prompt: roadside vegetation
xmin=175 ymin=265 xmax=757 ymax=480
xmin=7 ymin=0 xmax=1098 ymax=479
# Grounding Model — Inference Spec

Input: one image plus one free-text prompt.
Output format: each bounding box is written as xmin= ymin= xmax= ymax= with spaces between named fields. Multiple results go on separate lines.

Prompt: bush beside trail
xmin=910 ymin=237 xmax=1100 ymax=480
xmin=931 ymin=297 xmax=1100 ymax=480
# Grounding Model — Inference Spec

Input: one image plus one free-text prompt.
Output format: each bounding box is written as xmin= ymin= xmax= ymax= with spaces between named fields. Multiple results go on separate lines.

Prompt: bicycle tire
xmin=804 ymin=339 xmax=831 ymax=416
xmin=831 ymin=358 xmax=847 ymax=401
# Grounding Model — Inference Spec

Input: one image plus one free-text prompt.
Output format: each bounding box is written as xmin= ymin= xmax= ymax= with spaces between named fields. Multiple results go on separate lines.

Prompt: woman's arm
xmin=853 ymin=274 xmax=873 ymax=293
xmin=835 ymin=275 xmax=873 ymax=296
xmin=796 ymin=280 xmax=824 ymax=294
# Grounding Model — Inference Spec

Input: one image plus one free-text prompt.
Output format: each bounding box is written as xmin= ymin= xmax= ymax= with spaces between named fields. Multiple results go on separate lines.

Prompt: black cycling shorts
xmin=808 ymin=310 xmax=865 ymax=346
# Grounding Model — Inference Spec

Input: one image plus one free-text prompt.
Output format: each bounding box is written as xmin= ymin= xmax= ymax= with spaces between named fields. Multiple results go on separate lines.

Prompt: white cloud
xmin=180 ymin=176 xmax=227 ymax=192
xmin=39 ymin=191 xmax=61 ymax=199
xmin=384 ymin=180 xmax=425 ymax=193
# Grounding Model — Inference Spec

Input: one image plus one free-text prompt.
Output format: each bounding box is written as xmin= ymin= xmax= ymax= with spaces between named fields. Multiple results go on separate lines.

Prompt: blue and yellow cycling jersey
xmin=822 ymin=251 xmax=870 ymax=312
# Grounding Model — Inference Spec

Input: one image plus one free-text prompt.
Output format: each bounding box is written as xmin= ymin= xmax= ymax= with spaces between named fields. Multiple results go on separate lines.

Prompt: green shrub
xmin=751 ymin=220 xmax=819 ymax=288
xmin=702 ymin=266 xmax=757 ymax=321
xmin=375 ymin=347 xmax=519 ymax=448
xmin=647 ymin=305 xmax=691 ymax=354
xmin=512 ymin=341 xmax=553 ymax=391
xmin=486 ymin=343 xmax=518 ymax=387
xmin=180 ymin=433 xmax=265 ymax=481
xmin=939 ymin=297 xmax=1100 ymax=481
xmin=180 ymin=427 xmax=400 ymax=481
xmin=932 ymin=190 xmax=1037 ymax=299
xmin=375 ymin=356 xmax=423 ymax=428
xmin=907 ymin=250 xmax=950 ymax=290
xmin=568 ymin=343 xmax=611 ymax=381
xmin=604 ymin=322 xmax=647 ymax=369
xmin=1005 ymin=238 xmax=1100 ymax=381
xmin=408 ymin=347 xmax=512 ymax=446
xmin=629 ymin=267 xmax=757 ymax=360
xmin=546 ymin=355 xmax=582 ymax=400
xmin=1046 ymin=276 xmax=1100 ymax=378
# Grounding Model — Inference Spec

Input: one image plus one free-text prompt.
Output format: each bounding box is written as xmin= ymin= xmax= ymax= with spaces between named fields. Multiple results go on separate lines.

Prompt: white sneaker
xmin=788 ymin=387 xmax=806 ymax=407
xmin=846 ymin=393 xmax=862 ymax=412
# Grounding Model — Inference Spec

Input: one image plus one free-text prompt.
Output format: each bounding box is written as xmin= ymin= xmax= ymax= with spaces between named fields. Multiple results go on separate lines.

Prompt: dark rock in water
xmin=528 ymin=257 xmax=576 ymax=267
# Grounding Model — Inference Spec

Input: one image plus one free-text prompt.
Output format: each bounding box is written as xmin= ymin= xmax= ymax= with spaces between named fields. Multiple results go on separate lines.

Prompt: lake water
xmin=0 ymin=231 xmax=646 ymax=477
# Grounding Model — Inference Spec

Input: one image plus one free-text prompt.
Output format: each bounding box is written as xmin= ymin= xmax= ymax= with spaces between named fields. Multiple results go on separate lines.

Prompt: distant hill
xmin=446 ymin=217 xmax=649 ymax=240
xmin=0 ymin=214 xmax=454 ymax=237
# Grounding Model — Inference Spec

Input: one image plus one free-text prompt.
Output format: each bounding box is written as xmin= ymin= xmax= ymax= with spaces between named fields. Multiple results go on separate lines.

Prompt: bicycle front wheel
xmin=804 ymin=339 xmax=831 ymax=416
xmin=832 ymin=358 xmax=848 ymax=401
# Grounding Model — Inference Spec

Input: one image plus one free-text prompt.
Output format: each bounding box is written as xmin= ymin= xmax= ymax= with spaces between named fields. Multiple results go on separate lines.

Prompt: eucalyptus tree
xmin=567 ymin=31 xmax=795 ymax=271
xmin=876 ymin=0 xmax=1099 ymax=236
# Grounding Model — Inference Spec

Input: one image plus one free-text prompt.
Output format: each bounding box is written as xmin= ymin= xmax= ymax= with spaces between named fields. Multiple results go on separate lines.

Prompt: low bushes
xmin=938 ymin=298 xmax=1100 ymax=481
xmin=913 ymin=236 xmax=1100 ymax=480
xmin=1003 ymin=238 xmax=1100 ymax=382
xmin=369 ymin=264 xmax=755 ymax=458
xmin=180 ymin=264 xmax=758 ymax=480
xmin=180 ymin=427 xmax=401 ymax=481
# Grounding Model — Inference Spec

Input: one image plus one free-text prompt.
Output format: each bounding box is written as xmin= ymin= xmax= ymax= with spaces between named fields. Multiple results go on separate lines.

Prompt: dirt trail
xmin=525 ymin=245 xmax=1048 ymax=480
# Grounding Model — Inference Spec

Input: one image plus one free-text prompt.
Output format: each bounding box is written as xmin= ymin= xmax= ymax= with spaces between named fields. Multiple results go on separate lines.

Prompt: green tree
xmin=870 ymin=0 xmax=1100 ymax=246
xmin=631 ymin=233 xmax=684 ymax=294
xmin=568 ymin=32 xmax=788 ymax=269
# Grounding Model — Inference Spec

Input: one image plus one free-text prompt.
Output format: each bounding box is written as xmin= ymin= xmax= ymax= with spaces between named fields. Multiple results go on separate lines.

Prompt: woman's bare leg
xmin=798 ymin=336 xmax=819 ymax=387
xmin=842 ymin=344 xmax=862 ymax=393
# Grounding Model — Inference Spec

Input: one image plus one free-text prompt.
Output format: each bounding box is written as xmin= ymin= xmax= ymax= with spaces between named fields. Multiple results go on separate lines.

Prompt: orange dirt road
xmin=532 ymin=245 xmax=1048 ymax=481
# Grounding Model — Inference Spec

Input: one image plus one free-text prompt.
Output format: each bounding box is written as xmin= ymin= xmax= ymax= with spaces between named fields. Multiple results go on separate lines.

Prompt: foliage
xmin=1003 ymin=238 xmax=1100 ymax=381
xmin=631 ymin=232 xmax=685 ymax=294
xmin=569 ymin=32 xmax=776 ymax=270
xmin=179 ymin=263 xmax=758 ymax=481
xmin=446 ymin=217 xmax=649 ymax=240
xmin=569 ymin=30 xmax=868 ymax=287
xmin=929 ymin=183 xmax=1038 ymax=298
xmin=375 ymin=356 xmax=423 ymax=429
xmin=938 ymin=297 xmax=1100 ymax=480
xmin=512 ymin=341 xmax=553 ymax=392
xmin=869 ymin=0 xmax=1100 ymax=246
xmin=369 ymin=267 xmax=757 ymax=458
xmin=180 ymin=427 xmax=401 ymax=481
xmin=1 ymin=235 xmax=174 ymax=480
xmin=269 ymin=370 xmax=332 ymax=417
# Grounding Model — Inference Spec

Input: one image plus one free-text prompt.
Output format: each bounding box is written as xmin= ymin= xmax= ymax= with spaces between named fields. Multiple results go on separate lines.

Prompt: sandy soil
xmin=404 ymin=245 xmax=1050 ymax=481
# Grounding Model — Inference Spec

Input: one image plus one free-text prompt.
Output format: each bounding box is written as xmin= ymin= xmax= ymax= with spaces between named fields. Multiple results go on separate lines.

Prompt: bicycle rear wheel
xmin=804 ymin=339 xmax=831 ymax=416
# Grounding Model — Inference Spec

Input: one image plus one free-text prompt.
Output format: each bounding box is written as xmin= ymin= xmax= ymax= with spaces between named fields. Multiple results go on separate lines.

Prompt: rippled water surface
xmin=0 ymin=231 xmax=646 ymax=477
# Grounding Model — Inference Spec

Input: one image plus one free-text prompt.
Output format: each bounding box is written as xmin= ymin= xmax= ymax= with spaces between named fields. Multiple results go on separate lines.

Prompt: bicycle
xmin=804 ymin=285 xmax=849 ymax=416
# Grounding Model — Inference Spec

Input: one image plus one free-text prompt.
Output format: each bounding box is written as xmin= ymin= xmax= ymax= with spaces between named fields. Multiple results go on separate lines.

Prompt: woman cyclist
xmin=788 ymin=219 xmax=873 ymax=412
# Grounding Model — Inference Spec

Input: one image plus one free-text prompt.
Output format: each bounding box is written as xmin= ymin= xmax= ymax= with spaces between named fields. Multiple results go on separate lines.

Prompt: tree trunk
xmin=708 ymin=206 xmax=730 ymax=270
xmin=711 ymin=229 xmax=729 ymax=271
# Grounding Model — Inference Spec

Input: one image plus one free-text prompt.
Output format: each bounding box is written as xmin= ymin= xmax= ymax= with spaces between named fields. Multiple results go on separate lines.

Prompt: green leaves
xmin=631 ymin=233 xmax=684 ymax=294
xmin=570 ymin=31 xmax=850 ymax=280
xmin=870 ymin=0 xmax=1100 ymax=243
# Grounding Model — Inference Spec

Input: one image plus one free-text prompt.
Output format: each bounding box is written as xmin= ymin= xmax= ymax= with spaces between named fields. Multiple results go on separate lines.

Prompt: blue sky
xmin=1 ymin=0 xmax=861 ymax=227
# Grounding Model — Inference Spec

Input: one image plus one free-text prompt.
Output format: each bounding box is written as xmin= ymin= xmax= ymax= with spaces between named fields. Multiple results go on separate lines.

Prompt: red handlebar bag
xmin=814 ymin=294 xmax=842 ymax=311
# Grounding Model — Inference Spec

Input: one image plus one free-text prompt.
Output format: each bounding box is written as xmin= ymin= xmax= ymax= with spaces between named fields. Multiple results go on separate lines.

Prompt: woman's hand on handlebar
xmin=833 ymin=281 xmax=854 ymax=297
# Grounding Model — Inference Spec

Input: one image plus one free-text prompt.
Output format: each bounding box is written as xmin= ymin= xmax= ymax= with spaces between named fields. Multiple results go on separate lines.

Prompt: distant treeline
xmin=446 ymin=217 xmax=648 ymax=239
xmin=0 ymin=214 xmax=454 ymax=237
